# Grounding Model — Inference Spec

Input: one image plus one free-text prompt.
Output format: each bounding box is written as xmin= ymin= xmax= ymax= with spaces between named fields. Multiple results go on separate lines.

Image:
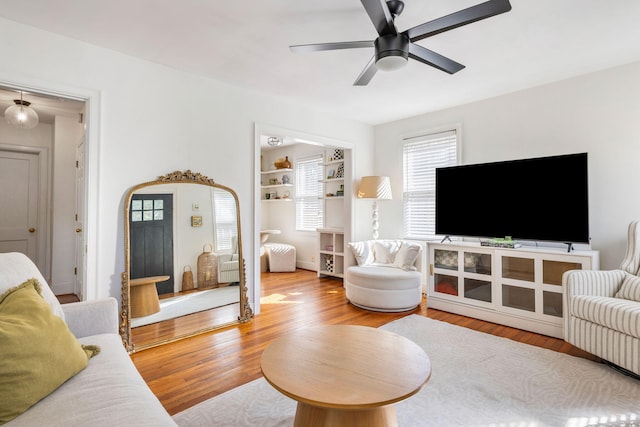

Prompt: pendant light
xmin=4 ymin=91 xmax=39 ymax=129
xmin=267 ymin=136 xmax=283 ymax=147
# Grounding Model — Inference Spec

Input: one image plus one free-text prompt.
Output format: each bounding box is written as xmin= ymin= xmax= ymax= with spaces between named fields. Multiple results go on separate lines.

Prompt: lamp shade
xmin=4 ymin=99 xmax=39 ymax=129
xmin=357 ymin=176 xmax=392 ymax=200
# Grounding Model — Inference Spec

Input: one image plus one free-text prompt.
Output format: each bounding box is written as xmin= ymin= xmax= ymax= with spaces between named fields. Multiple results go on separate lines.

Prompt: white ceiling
xmin=1 ymin=0 xmax=639 ymax=125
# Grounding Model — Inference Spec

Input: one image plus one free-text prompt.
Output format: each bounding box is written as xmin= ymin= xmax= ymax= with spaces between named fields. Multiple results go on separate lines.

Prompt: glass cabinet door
xmin=502 ymin=284 xmax=535 ymax=312
xmin=434 ymin=274 xmax=458 ymax=296
xmin=464 ymin=278 xmax=492 ymax=302
xmin=502 ymin=256 xmax=534 ymax=282
xmin=542 ymin=260 xmax=581 ymax=286
xmin=434 ymin=249 xmax=458 ymax=271
xmin=543 ymin=291 xmax=563 ymax=317
xmin=463 ymin=251 xmax=492 ymax=274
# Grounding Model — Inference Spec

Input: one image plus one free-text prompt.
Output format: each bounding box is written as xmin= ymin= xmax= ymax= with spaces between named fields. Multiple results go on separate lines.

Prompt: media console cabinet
xmin=426 ymin=242 xmax=599 ymax=338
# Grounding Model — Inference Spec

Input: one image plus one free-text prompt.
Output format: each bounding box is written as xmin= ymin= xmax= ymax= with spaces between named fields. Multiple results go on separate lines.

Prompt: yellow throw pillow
xmin=0 ymin=279 xmax=99 ymax=424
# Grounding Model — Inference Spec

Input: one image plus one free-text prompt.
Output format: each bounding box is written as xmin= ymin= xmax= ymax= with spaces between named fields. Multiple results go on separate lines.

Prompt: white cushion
xmin=6 ymin=333 xmax=176 ymax=426
xmin=373 ymin=240 xmax=402 ymax=264
xmin=0 ymin=252 xmax=64 ymax=321
xmin=348 ymin=241 xmax=374 ymax=266
xmin=346 ymin=265 xmax=421 ymax=291
xmin=393 ymin=242 xmax=420 ymax=271
xmin=615 ymin=274 xmax=640 ymax=302
xmin=569 ymin=295 xmax=640 ymax=339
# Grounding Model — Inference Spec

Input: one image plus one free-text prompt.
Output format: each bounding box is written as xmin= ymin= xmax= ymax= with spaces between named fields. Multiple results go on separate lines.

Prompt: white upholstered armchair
xmin=217 ymin=253 xmax=239 ymax=284
xmin=563 ymin=220 xmax=640 ymax=376
xmin=217 ymin=237 xmax=240 ymax=284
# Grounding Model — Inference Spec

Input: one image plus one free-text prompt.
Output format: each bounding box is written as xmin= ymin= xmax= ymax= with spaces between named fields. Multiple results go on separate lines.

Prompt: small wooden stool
xmin=130 ymin=275 xmax=169 ymax=318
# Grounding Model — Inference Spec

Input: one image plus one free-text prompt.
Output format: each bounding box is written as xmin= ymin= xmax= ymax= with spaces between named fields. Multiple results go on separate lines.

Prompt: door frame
xmin=253 ymin=122 xmax=355 ymax=315
xmin=1 ymin=78 xmax=101 ymax=301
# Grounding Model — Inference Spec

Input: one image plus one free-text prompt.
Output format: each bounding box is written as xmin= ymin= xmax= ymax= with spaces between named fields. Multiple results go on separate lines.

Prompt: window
xmin=295 ymin=154 xmax=324 ymax=231
xmin=403 ymin=129 xmax=458 ymax=239
xmin=212 ymin=188 xmax=237 ymax=251
xmin=130 ymin=199 xmax=164 ymax=222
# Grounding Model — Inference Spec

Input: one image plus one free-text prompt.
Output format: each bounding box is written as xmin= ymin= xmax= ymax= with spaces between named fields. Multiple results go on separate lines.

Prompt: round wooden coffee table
xmin=129 ymin=275 xmax=170 ymax=318
xmin=261 ymin=324 xmax=431 ymax=427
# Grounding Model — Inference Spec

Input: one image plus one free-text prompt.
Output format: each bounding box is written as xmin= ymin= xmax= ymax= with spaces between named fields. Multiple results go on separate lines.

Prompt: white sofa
xmin=0 ymin=252 xmax=177 ymax=426
xmin=345 ymin=240 xmax=423 ymax=312
xmin=563 ymin=220 xmax=640 ymax=376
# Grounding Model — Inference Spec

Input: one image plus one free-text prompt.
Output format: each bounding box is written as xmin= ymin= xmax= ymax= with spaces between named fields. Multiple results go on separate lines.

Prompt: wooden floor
xmin=127 ymin=269 xmax=597 ymax=416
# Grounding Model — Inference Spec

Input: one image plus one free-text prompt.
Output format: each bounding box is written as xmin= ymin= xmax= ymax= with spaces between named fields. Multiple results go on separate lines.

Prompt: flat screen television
xmin=435 ymin=152 xmax=590 ymax=244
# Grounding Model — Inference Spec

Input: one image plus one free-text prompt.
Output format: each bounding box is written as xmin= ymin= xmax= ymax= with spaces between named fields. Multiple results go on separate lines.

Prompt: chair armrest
xmin=217 ymin=253 xmax=238 ymax=263
xmin=562 ymin=269 xmax=627 ymax=299
xmin=61 ymin=297 xmax=119 ymax=338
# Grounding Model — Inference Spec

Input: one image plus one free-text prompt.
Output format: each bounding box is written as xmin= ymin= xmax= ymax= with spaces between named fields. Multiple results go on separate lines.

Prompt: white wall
xmin=374 ymin=60 xmax=640 ymax=270
xmin=0 ymin=17 xmax=374 ymax=309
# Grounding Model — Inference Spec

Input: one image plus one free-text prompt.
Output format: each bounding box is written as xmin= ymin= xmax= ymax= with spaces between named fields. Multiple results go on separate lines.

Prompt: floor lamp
xmin=357 ymin=176 xmax=392 ymax=240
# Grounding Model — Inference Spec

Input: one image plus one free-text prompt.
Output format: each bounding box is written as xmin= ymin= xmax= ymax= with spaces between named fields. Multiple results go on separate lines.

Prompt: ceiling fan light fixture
xmin=376 ymin=54 xmax=408 ymax=72
xmin=375 ymin=34 xmax=409 ymax=72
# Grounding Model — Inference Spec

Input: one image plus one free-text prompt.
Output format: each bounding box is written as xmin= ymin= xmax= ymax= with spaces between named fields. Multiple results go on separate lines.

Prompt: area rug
xmin=131 ymin=286 xmax=239 ymax=327
xmin=172 ymin=314 xmax=640 ymax=427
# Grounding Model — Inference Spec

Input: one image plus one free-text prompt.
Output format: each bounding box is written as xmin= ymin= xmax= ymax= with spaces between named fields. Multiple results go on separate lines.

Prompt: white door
xmin=75 ymin=140 xmax=85 ymax=297
xmin=0 ymin=149 xmax=40 ymax=265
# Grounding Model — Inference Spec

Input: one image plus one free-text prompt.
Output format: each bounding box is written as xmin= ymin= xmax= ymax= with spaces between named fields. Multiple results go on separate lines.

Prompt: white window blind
xmin=295 ymin=154 xmax=324 ymax=231
xmin=403 ymin=130 xmax=458 ymax=239
xmin=212 ymin=188 xmax=237 ymax=251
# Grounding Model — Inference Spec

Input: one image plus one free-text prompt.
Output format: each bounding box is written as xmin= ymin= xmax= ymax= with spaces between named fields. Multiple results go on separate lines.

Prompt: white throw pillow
xmin=0 ymin=252 xmax=65 ymax=321
xmin=348 ymin=241 xmax=375 ymax=266
xmin=373 ymin=240 xmax=402 ymax=264
xmin=393 ymin=242 xmax=421 ymax=271
xmin=615 ymin=274 xmax=640 ymax=302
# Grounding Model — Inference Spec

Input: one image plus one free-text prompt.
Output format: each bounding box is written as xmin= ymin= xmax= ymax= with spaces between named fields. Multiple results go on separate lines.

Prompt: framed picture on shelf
xmin=327 ymin=169 xmax=335 ymax=179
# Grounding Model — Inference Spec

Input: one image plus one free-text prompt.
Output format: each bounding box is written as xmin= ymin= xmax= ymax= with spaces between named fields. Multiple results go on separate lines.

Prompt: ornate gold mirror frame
xmin=120 ymin=170 xmax=253 ymax=352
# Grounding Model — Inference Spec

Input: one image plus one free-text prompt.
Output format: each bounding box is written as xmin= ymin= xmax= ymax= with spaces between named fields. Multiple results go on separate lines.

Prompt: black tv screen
xmin=435 ymin=153 xmax=590 ymax=243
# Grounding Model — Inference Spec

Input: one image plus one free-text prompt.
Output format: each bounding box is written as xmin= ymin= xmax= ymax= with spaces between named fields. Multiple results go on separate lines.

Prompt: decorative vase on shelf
xmin=274 ymin=156 xmax=292 ymax=169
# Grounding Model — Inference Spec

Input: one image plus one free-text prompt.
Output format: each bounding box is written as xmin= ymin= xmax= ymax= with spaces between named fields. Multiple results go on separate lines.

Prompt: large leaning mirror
xmin=120 ymin=170 xmax=253 ymax=352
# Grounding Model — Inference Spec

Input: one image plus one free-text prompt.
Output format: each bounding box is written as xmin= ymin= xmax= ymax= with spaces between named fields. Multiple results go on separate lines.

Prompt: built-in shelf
xmin=317 ymin=228 xmax=345 ymax=279
xmin=323 ymin=159 xmax=343 ymax=167
xmin=261 ymin=169 xmax=293 ymax=200
xmin=261 ymin=198 xmax=293 ymax=203
xmin=261 ymin=168 xmax=293 ymax=174
xmin=261 ymin=184 xmax=293 ymax=189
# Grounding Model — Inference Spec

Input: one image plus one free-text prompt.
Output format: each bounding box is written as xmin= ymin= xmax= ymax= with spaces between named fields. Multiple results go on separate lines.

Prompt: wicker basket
xmin=197 ymin=244 xmax=218 ymax=288
xmin=181 ymin=265 xmax=194 ymax=291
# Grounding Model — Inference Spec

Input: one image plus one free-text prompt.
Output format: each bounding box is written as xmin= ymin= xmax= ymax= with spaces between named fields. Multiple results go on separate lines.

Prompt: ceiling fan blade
xmin=361 ymin=0 xmax=397 ymax=36
xmin=408 ymin=43 xmax=465 ymax=74
xmin=290 ymin=41 xmax=374 ymax=53
xmin=353 ymin=56 xmax=378 ymax=86
xmin=405 ymin=0 xmax=511 ymax=42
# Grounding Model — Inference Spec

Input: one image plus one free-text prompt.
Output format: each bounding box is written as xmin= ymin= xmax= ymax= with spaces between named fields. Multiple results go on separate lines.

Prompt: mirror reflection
xmin=120 ymin=170 xmax=252 ymax=352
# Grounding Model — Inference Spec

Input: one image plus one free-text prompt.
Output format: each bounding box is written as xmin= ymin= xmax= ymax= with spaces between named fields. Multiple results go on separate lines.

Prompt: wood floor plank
xmin=130 ymin=269 xmax=599 ymax=415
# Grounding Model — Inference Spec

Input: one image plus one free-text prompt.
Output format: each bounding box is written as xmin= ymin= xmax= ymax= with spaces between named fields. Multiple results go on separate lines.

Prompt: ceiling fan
xmin=290 ymin=0 xmax=512 ymax=85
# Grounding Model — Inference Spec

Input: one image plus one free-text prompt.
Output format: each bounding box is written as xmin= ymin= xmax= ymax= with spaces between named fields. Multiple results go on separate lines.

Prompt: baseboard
xmin=297 ymin=260 xmax=316 ymax=271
